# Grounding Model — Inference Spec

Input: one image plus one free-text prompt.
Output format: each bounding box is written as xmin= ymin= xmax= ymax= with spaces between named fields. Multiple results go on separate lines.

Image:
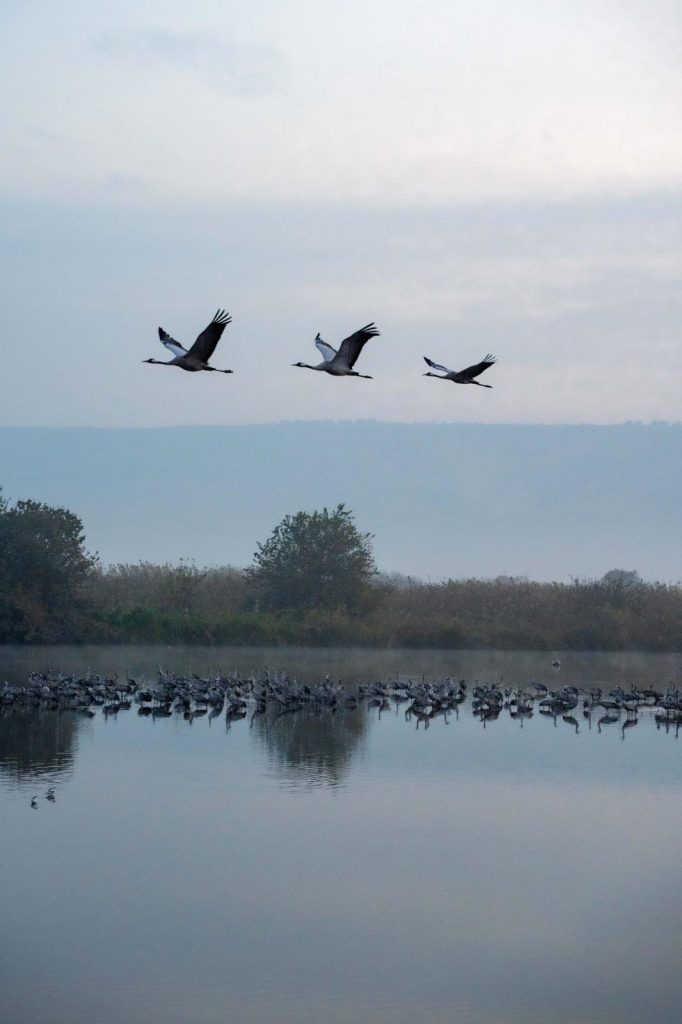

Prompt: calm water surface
xmin=2 ymin=646 xmax=681 ymax=1024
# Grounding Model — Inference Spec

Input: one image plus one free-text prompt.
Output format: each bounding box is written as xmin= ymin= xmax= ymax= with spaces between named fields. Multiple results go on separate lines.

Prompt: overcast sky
xmin=2 ymin=0 xmax=681 ymax=427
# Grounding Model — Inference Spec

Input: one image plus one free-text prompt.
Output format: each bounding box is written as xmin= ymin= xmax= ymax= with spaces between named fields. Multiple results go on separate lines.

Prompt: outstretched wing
xmin=315 ymin=333 xmax=337 ymax=363
xmin=423 ymin=356 xmax=451 ymax=374
xmin=158 ymin=328 xmax=187 ymax=358
xmin=458 ymin=354 xmax=496 ymax=380
xmin=333 ymin=322 xmax=380 ymax=369
xmin=187 ymin=309 xmax=232 ymax=363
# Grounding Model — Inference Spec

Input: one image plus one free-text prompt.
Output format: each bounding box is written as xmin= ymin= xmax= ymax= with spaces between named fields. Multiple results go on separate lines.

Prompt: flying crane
xmin=144 ymin=309 xmax=233 ymax=373
xmin=423 ymin=353 xmax=496 ymax=387
xmin=293 ymin=323 xmax=379 ymax=378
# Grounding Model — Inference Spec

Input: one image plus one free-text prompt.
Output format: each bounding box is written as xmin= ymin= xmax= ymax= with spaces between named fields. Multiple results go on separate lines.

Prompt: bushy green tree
xmin=0 ymin=492 xmax=97 ymax=640
xmin=247 ymin=504 xmax=376 ymax=613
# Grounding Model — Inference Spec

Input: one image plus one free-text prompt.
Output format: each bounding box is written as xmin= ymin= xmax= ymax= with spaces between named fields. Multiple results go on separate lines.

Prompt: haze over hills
xmin=1 ymin=422 xmax=680 ymax=583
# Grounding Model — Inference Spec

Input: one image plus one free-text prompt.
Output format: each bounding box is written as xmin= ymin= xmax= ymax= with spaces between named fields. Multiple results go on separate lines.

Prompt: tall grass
xmin=62 ymin=563 xmax=682 ymax=651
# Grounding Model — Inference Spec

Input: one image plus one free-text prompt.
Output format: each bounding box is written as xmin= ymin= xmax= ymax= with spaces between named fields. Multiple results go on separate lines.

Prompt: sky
xmin=1 ymin=0 xmax=681 ymax=427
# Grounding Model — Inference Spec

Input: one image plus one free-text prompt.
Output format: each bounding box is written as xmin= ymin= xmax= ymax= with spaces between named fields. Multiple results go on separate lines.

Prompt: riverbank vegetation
xmin=0 ymin=492 xmax=680 ymax=650
xmin=77 ymin=565 xmax=681 ymax=651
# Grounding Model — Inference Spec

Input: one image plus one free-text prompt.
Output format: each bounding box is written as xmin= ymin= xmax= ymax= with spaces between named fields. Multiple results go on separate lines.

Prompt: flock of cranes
xmin=7 ymin=669 xmax=682 ymax=739
xmin=144 ymin=309 xmax=498 ymax=386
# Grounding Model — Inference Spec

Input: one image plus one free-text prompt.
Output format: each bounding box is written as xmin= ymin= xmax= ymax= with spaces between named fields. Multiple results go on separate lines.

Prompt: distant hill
xmin=1 ymin=422 xmax=680 ymax=582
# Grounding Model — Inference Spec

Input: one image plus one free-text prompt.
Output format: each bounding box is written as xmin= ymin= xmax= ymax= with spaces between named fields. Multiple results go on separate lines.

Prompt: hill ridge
xmin=1 ymin=422 xmax=680 ymax=582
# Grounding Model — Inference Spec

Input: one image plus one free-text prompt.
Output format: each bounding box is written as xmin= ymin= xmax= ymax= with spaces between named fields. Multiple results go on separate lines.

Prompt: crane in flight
xmin=423 ymin=353 xmax=496 ymax=387
xmin=293 ymin=323 xmax=379 ymax=378
xmin=144 ymin=309 xmax=233 ymax=373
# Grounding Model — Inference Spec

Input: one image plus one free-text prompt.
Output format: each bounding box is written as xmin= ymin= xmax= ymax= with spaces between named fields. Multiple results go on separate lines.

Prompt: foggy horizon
xmin=2 ymin=421 xmax=679 ymax=584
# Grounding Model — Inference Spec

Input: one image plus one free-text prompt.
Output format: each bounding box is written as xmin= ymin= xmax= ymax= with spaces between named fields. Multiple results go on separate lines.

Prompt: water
xmin=2 ymin=646 xmax=681 ymax=1024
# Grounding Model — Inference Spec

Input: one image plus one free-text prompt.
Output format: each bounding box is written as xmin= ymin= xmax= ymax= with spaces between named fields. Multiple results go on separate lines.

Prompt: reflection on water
xmin=1 ymin=646 xmax=681 ymax=1024
xmin=0 ymin=707 xmax=79 ymax=782
xmin=253 ymin=706 xmax=367 ymax=787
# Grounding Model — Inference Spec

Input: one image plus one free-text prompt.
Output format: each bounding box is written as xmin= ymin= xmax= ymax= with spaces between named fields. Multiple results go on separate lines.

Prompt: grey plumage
xmin=294 ymin=323 xmax=379 ymax=377
xmin=145 ymin=309 xmax=233 ymax=373
xmin=423 ymin=353 xmax=496 ymax=387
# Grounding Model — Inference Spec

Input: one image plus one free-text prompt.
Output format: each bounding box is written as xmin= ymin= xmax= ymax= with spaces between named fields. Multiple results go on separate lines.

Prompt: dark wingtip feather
xmin=212 ymin=309 xmax=232 ymax=325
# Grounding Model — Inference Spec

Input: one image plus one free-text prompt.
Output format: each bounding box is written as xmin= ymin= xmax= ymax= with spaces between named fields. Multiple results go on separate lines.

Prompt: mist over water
xmin=2 ymin=646 xmax=681 ymax=1024
xmin=1 ymin=642 xmax=680 ymax=688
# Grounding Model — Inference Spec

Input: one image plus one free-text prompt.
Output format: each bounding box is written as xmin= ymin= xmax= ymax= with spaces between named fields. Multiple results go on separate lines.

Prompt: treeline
xmin=74 ymin=564 xmax=682 ymax=651
xmin=0 ymin=490 xmax=680 ymax=650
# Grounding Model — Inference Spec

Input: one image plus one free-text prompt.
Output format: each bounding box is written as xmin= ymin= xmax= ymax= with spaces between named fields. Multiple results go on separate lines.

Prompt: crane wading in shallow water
xmin=423 ymin=353 xmax=497 ymax=387
xmin=293 ymin=323 xmax=379 ymax=378
xmin=144 ymin=309 xmax=233 ymax=373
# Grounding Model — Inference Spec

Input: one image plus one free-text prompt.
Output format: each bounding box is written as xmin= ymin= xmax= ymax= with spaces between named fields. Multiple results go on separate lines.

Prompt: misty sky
xmin=2 ymin=1 xmax=681 ymax=427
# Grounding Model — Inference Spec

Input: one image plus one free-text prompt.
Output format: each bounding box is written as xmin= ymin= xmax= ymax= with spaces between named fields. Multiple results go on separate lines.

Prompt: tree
xmin=0 ymin=493 xmax=97 ymax=640
xmin=247 ymin=504 xmax=376 ymax=612
xmin=600 ymin=569 xmax=644 ymax=594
